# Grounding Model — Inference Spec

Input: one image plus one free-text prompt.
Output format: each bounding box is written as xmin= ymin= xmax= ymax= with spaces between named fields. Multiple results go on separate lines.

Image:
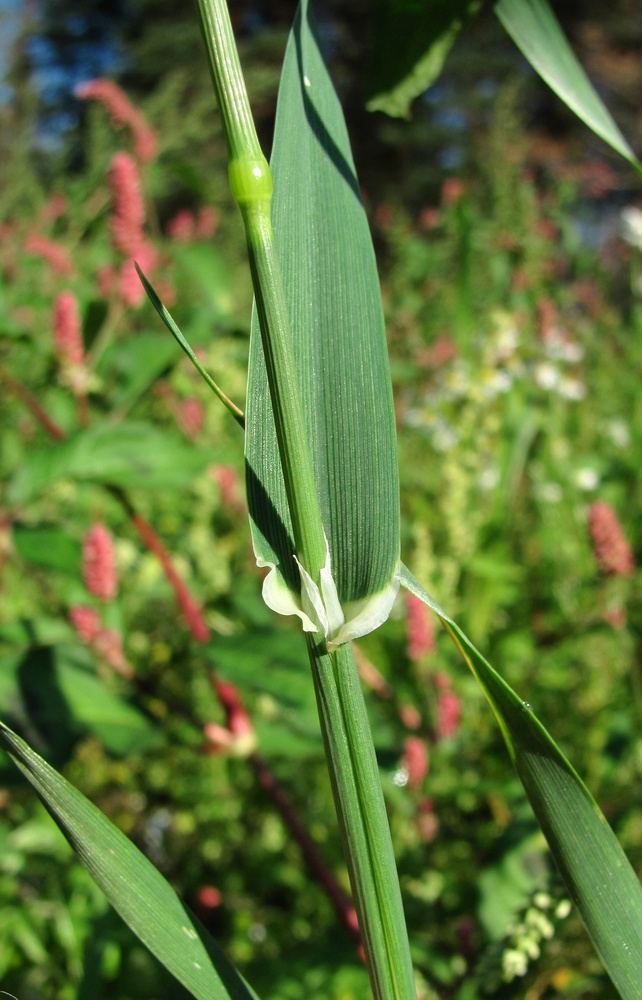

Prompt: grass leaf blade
xmin=0 ymin=722 xmax=261 ymax=1000
xmin=136 ymin=263 xmax=245 ymax=427
xmin=245 ymin=0 xmax=400 ymax=623
xmin=496 ymin=0 xmax=642 ymax=175
xmin=400 ymin=564 xmax=642 ymax=999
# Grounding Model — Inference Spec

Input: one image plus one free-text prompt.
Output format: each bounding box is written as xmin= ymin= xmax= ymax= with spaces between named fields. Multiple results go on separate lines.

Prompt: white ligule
xmin=257 ymin=536 xmax=399 ymax=650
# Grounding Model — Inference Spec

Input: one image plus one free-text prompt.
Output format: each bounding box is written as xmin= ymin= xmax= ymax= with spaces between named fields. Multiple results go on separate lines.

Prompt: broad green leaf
xmin=0 ymin=721 xmax=261 ymax=1000
xmin=55 ymin=645 xmax=160 ymax=756
xmin=495 ymin=0 xmax=642 ymax=175
xmin=400 ymin=564 xmax=642 ymax=999
xmin=0 ymin=644 xmax=158 ymax=760
xmin=366 ymin=0 xmax=482 ymax=119
xmin=245 ymin=1 xmax=399 ymax=629
xmin=12 ymin=525 xmax=81 ymax=574
xmin=7 ymin=422 xmax=218 ymax=505
xmin=207 ymin=630 xmax=322 ymax=757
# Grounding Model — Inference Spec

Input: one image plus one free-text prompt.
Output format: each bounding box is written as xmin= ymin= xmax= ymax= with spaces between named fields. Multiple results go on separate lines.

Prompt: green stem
xmin=197 ymin=3 xmax=416 ymax=994
xmin=308 ymin=638 xmax=416 ymax=1000
xmin=196 ymin=0 xmax=326 ymax=585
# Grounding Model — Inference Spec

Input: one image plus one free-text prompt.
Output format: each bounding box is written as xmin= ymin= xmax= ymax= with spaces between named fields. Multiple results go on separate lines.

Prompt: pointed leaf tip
xmin=0 ymin=721 xmax=261 ymax=1000
xmin=246 ymin=0 xmax=400 ymax=631
xmin=136 ymin=264 xmax=245 ymax=428
xmin=399 ymin=565 xmax=642 ymax=998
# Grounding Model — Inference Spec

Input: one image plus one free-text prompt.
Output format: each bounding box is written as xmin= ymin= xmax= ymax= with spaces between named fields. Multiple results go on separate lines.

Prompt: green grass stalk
xmin=308 ymin=639 xmax=416 ymax=1000
xmin=196 ymin=0 xmax=326 ymax=587
xmin=195 ymin=1 xmax=417 ymax=995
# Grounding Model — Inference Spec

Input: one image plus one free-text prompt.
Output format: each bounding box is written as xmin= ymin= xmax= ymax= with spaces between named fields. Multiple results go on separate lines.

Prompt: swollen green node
xmin=228 ymin=155 xmax=273 ymax=208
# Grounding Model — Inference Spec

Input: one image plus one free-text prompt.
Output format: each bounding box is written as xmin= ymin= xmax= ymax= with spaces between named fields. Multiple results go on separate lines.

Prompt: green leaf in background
xmin=245 ymin=0 xmax=400 ymax=625
xmin=172 ymin=243 xmax=237 ymax=321
xmin=0 ymin=644 xmax=159 ymax=759
xmin=55 ymin=645 xmax=160 ymax=756
xmin=495 ymin=0 xmax=642 ymax=175
xmin=400 ymin=564 xmax=642 ymax=999
xmin=207 ymin=629 xmax=322 ymax=757
xmin=477 ymin=826 xmax=549 ymax=938
xmin=12 ymin=525 xmax=81 ymax=574
xmin=366 ymin=0 xmax=482 ymax=119
xmin=7 ymin=422 xmax=218 ymax=505
xmin=96 ymin=333 xmax=178 ymax=414
xmin=0 ymin=722 xmax=262 ymax=1000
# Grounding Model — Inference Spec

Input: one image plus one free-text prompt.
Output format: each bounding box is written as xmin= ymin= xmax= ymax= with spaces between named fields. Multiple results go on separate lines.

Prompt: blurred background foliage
xmin=0 ymin=1 xmax=641 ymax=998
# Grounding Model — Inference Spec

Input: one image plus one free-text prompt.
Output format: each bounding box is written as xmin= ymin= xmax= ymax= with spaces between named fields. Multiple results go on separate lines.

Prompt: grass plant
xmin=1 ymin=1 xmax=642 ymax=998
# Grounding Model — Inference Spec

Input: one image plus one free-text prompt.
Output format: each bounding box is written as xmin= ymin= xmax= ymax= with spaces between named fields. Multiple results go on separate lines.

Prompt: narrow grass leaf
xmin=137 ymin=264 xmax=245 ymax=427
xmin=366 ymin=0 xmax=482 ymax=119
xmin=400 ymin=565 xmax=642 ymax=999
xmin=496 ymin=0 xmax=642 ymax=176
xmin=0 ymin=722 xmax=261 ymax=1000
xmin=245 ymin=0 xmax=399 ymax=623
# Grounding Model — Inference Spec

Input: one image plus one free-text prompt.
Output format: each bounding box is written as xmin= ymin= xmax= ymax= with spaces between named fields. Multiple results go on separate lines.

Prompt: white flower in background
xmin=557 ymin=376 xmax=586 ymax=400
xmin=494 ymin=321 xmax=520 ymax=359
xmin=545 ymin=337 xmax=584 ymax=363
xmin=432 ymin=417 xmax=459 ymax=452
xmin=535 ymin=482 xmax=563 ymax=503
xmin=502 ymin=948 xmax=528 ymax=980
xmin=534 ymin=361 xmax=560 ymax=391
xmin=621 ymin=206 xmax=642 ymax=249
xmin=606 ymin=418 xmax=630 ymax=449
xmin=392 ymin=767 xmax=409 ymax=788
xmin=574 ymin=467 xmax=600 ymax=491
xmin=481 ymin=369 xmax=513 ymax=397
xmin=478 ymin=466 xmax=500 ymax=491
xmin=444 ymin=362 xmax=470 ymax=399
xmin=404 ymin=407 xmax=426 ymax=429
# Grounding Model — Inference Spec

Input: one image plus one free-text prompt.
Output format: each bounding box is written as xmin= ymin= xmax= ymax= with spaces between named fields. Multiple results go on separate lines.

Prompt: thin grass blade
xmin=0 ymin=722 xmax=260 ymax=1000
xmin=136 ymin=264 xmax=245 ymax=427
xmin=496 ymin=0 xmax=642 ymax=176
xmin=400 ymin=565 xmax=642 ymax=998
xmin=245 ymin=0 xmax=400 ymax=633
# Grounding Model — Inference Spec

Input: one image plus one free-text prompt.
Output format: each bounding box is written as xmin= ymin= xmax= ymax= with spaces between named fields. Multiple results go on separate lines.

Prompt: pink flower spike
xmin=166 ymin=209 xmax=196 ymax=243
xmin=118 ymin=242 xmax=156 ymax=307
xmin=93 ymin=627 xmax=133 ymax=678
xmin=198 ymin=886 xmax=222 ymax=909
xmin=132 ymin=122 xmax=157 ymax=164
xmin=212 ymin=678 xmax=254 ymax=738
xmin=76 ymin=78 xmax=136 ymax=124
xmin=76 ymin=79 xmax=157 ymax=163
xmin=118 ymin=258 xmax=146 ymax=307
xmin=401 ymin=736 xmax=429 ymax=791
xmin=109 ymin=151 xmax=145 ymax=257
xmin=177 ymin=398 xmax=204 ymax=440
xmin=441 ymin=177 xmax=464 ymax=207
xmin=53 ymin=291 xmax=84 ymax=365
xmin=69 ymin=606 xmax=102 ymax=643
xmin=24 ymin=233 xmax=74 ymax=277
xmin=405 ymin=591 xmax=435 ymax=661
xmin=196 ymin=206 xmax=219 ymax=240
xmin=42 ymin=192 xmax=68 ymax=223
xmin=436 ymin=689 xmax=462 ymax=742
xmin=83 ymin=523 xmax=118 ymax=602
xmin=210 ymin=464 xmax=245 ymax=514
xmin=588 ymin=502 xmax=634 ymax=576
